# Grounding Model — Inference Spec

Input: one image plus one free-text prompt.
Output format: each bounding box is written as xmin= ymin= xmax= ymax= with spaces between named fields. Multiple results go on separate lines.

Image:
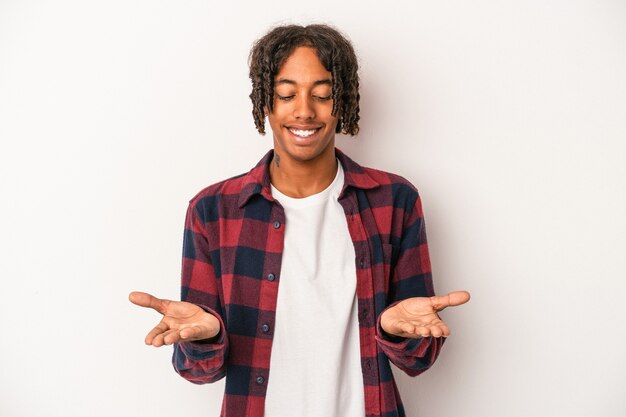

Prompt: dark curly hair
xmin=248 ymin=24 xmax=360 ymax=136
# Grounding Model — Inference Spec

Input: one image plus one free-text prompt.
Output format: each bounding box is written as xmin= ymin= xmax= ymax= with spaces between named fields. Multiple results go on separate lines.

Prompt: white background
xmin=1 ymin=1 xmax=625 ymax=416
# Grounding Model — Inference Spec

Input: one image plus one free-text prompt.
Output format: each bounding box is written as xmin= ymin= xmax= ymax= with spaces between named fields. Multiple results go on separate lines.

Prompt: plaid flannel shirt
xmin=173 ymin=148 xmax=444 ymax=417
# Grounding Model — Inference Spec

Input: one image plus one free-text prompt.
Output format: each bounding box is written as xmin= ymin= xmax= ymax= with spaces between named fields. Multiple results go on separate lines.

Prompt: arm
xmin=172 ymin=199 xmax=229 ymax=384
xmin=376 ymin=293 xmax=469 ymax=376
xmin=375 ymin=188 xmax=469 ymax=376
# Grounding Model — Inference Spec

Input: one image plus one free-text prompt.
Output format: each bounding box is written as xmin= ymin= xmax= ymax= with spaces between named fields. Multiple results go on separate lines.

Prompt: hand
xmin=380 ymin=291 xmax=470 ymax=339
xmin=128 ymin=291 xmax=221 ymax=347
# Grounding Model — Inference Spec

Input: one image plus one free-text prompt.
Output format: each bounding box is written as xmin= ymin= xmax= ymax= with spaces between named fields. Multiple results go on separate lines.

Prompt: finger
xmin=398 ymin=322 xmax=415 ymax=336
xmin=448 ymin=290 xmax=471 ymax=306
xmin=426 ymin=321 xmax=450 ymax=337
xmin=382 ymin=321 xmax=414 ymax=339
xmin=152 ymin=329 xmax=178 ymax=347
xmin=145 ymin=322 xmax=169 ymax=345
xmin=180 ymin=325 xmax=210 ymax=341
xmin=429 ymin=325 xmax=443 ymax=337
xmin=398 ymin=322 xmax=425 ymax=339
xmin=428 ymin=318 xmax=450 ymax=334
xmin=430 ymin=290 xmax=471 ymax=311
xmin=414 ymin=326 xmax=431 ymax=338
xmin=129 ymin=291 xmax=170 ymax=315
xmin=163 ymin=329 xmax=182 ymax=346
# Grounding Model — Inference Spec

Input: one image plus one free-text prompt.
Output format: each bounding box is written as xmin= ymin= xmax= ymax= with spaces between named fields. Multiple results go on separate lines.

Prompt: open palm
xmin=129 ymin=291 xmax=220 ymax=347
xmin=380 ymin=291 xmax=470 ymax=338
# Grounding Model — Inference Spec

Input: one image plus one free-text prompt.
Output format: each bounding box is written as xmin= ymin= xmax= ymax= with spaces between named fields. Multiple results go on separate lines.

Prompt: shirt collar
xmin=237 ymin=148 xmax=380 ymax=208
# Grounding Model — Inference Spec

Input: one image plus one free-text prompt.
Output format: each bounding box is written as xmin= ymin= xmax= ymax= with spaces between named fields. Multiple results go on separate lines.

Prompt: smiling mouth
xmin=288 ymin=127 xmax=321 ymax=138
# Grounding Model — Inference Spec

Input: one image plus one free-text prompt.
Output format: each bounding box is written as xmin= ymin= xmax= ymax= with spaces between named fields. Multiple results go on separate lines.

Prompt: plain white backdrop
xmin=1 ymin=1 xmax=625 ymax=416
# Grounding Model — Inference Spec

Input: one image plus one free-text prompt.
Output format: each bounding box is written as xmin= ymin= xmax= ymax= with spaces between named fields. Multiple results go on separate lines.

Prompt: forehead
xmin=275 ymin=46 xmax=332 ymax=83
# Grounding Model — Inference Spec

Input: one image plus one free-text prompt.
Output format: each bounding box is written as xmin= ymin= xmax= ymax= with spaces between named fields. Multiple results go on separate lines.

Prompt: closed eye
xmin=276 ymin=94 xmax=331 ymax=101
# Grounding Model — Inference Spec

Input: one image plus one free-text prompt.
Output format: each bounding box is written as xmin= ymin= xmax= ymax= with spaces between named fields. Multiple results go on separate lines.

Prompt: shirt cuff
xmin=176 ymin=305 xmax=226 ymax=361
xmin=375 ymin=302 xmax=429 ymax=352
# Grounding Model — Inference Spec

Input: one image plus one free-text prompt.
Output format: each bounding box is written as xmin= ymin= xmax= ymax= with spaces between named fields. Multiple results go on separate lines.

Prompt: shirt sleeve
xmin=374 ymin=188 xmax=445 ymax=377
xmin=172 ymin=199 xmax=228 ymax=384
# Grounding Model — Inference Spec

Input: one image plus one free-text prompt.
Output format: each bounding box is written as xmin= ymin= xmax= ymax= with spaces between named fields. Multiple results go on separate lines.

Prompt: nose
xmin=293 ymin=95 xmax=315 ymax=120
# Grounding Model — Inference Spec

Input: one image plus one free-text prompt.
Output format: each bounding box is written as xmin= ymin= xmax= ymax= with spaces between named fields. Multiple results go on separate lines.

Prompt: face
xmin=267 ymin=46 xmax=338 ymax=165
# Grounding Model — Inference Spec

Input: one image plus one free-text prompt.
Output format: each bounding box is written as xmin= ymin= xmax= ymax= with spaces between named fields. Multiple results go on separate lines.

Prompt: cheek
xmin=268 ymin=102 xmax=289 ymax=122
xmin=267 ymin=115 xmax=288 ymax=138
xmin=318 ymin=102 xmax=337 ymax=119
xmin=324 ymin=110 xmax=339 ymax=127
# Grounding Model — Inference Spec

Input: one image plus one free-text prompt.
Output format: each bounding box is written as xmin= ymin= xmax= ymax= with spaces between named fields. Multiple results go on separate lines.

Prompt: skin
xmin=129 ymin=46 xmax=470 ymax=346
xmin=128 ymin=291 xmax=220 ymax=346
xmin=266 ymin=46 xmax=339 ymax=198
xmin=379 ymin=291 xmax=471 ymax=338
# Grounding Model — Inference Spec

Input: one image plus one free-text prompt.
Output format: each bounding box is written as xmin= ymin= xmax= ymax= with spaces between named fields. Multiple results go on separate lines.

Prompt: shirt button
xmin=256 ymin=376 xmax=265 ymax=384
xmin=267 ymin=273 xmax=275 ymax=281
xmin=365 ymin=360 xmax=372 ymax=370
xmin=261 ymin=324 xmax=270 ymax=333
xmin=273 ymin=221 xmax=281 ymax=229
xmin=359 ymin=258 xmax=365 ymax=267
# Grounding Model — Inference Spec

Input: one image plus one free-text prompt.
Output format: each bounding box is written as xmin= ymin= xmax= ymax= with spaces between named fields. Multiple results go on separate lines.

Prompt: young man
xmin=130 ymin=24 xmax=470 ymax=417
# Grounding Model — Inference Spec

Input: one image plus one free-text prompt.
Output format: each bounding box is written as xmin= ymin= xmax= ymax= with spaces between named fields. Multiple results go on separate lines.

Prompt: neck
xmin=269 ymin=148 xmax=338 ymax=199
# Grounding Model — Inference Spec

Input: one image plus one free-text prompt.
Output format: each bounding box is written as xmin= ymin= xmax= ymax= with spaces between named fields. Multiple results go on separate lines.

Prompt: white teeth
xmin=289 ymin=128 xmax=318 ymax=138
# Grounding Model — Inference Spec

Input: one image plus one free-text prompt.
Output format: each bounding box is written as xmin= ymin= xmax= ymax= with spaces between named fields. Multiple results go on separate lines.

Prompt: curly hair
xmin=248 ymin=24 xmax=360 ymax=136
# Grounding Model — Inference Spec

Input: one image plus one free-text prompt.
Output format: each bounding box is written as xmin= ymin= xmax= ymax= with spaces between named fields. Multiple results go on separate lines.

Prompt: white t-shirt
xmin=265 ymin=161 xmax=365 ymax=417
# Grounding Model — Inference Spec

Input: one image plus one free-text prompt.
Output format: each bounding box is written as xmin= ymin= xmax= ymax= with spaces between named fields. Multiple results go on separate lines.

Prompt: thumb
xmin=431 ymin=290 xmax=471 ymax=311
xmin=128 ymin=291 xmax=169 ymax=315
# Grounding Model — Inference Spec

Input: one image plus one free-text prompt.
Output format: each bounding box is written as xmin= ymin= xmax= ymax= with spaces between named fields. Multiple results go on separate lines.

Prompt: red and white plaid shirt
xmin=173 ymin=148 xmax=444 ymax=417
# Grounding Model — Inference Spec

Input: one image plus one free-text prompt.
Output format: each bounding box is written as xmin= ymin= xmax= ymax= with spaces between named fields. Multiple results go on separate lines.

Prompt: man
xmin=130 ymin=24 xmax=470 ymax=417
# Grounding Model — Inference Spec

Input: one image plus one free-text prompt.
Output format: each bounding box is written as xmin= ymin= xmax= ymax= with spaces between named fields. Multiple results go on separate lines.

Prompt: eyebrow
xmin=275 ymin=78 xmax=332 ymax=86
